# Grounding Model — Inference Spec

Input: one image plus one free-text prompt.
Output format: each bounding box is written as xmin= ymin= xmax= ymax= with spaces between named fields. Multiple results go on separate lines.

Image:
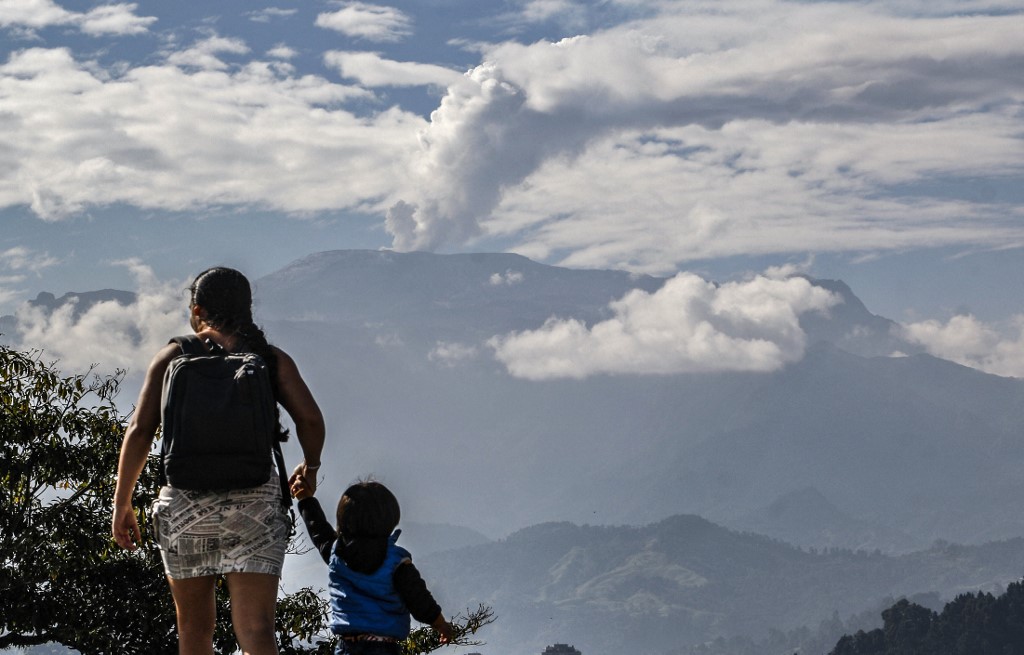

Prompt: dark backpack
xmin=159 ymin=335 xmax=290 ymax=506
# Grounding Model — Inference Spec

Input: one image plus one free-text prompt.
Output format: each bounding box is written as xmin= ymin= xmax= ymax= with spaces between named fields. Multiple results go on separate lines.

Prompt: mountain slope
xmin=419 ymin=515 xmax=1024 ymax=655
xmin=251 ymin=251 xmax=1024 ymax=551
xmin=728 ymin=486 xmax=920 ymax=552
xmin=6 ymin=251 xmax=1020 ymax=552
xmin=254 ymin=249 xmax=664 ymax=340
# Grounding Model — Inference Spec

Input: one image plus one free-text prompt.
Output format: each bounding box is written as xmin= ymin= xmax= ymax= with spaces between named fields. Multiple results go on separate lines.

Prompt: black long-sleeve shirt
xmin=296 ymin=497 xmax=443 ymax=625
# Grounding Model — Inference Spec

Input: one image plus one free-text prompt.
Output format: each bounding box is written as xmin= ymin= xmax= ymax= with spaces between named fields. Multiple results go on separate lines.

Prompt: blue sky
xmin=2 ymin=0 xmax=1024 ymax=377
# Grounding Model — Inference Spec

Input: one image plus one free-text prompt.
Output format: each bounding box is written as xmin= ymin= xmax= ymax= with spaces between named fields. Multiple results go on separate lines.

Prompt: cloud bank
xmin=9 ymin=261 xmax=187 ymax=373
xmin=315 ymin=3 xmax=413 ymax=42
xmin=386 ymin=2 xmax=1024 ymax=268
xmin=1 ymin=1 xmax=1022 ymax=276
xmin=0 ymin=0 xmax=155 ymax=35
xmin=7 ymin=259 xmax=1021 ymax=381
xmin=0 ymin=246 xmax=59 ymax=306
xmin=489 ymin=273 xmax=839 ymax=379
xmin=0 ymin=44 xmax=421 ymax=220
xmin=900 ymin=314 xmax=1024 ymax=378
xmin=324 ymin=51 xmax=463 ymax=88
xmin=0 ymin=246 xmax=58 ymax=274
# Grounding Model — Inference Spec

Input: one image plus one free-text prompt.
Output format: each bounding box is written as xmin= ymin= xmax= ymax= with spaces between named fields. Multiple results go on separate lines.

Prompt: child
xmin=290 ymin=474 xmax=453 ymax=655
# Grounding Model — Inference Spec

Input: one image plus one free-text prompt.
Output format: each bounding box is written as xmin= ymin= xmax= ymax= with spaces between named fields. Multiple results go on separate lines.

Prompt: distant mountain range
xmin=248 ymin=250 xmax=1024 ymax=552
xmin=732 ymin=485 xmax=920 ymax=553
xmin=5 ymin=251 xmax=1022 ymax=553
xmin=6 ymin=249 xmax=1024 ymax=655
xmin=0 ymin=289 xmax=136 ymax=336
xmin=416 ymin=514 xmax=1024 ymax=655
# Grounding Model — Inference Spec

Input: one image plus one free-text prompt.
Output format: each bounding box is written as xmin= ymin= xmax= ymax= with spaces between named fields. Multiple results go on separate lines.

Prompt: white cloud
xmin=384 ymin=3 xmax=1024 ymax=268
xmin=3 ymin=1 xmax=1023 ymax=279
xmin=0 ymin=285 xmax=20 ymax=306
xmin=0 ymin=44 xmax=420 ymax=220
xmin=315 ymin=3 xmax=412 ymax=42
xmin=429 ymin=341 xmax=479 ymax=367
xmin=166 ymin=35 xmax=250 ymax=70
xmin=0 ymin=246 xmax=59 ymax=273
xmin=489 ymin=269 xmax=524 ymax=286
xmin=267 ymin=44 xmax=298 ymax=59
xmin=0 ymin=0 xmax=155 ymax=35
xmin=519 ymin=0 xmax=584 ymax=23
xmin=869 ymin=0 xmax=1024 ymax=16
xmin=487 ymin=118 xmax=1024 ymax=273
xmin=374 ymin=331 xmax=403 ymax=348
xmin=10 ymin=260 xmax=189 ymax=373
xmin=79 ymin=3 xmax=155 ymax=36
xmin=495 ymin=0 xmax=591 ymax=31
xmin=900 ymin=314 xmax=1024 ymax=378
xmin=324 ymin=50 xmax=463 ymax=87
xmin=763 ymin=258 xmax=815 ymax=281
xmin=489 ymin=273 xmax=839 ymax=379
xmin=386 ymin=62 xmax=532 ymax=249
xmin=247 ymin=7 xmax=297 ymax=23
xmin=0 ymin=0 xmax=72 ymax=29
xmin=0 ymin=247 xmax=58 ymax=312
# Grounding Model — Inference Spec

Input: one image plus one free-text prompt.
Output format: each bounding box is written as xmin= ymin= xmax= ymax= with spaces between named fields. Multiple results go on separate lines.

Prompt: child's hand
xmin=290 ymin=462 xmax=318 ymax=495
xmin=432 ymin=614 xmax=453 ymax=644
xmin=290 ymin=473 xmax=314 ymax=500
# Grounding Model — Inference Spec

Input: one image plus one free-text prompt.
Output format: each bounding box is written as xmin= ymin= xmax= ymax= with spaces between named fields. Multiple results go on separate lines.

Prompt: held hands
xmin=111 ymin=505 xmax=142 ymax=551
xmin=289 ymin=461 xmax=319 ymax=498
xmin=289 ymin=471 xmax=315 ymax=500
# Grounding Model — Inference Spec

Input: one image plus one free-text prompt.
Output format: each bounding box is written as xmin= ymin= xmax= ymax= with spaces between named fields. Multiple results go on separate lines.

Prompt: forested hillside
xmin=830 ymin=581 xmax=1024 ymax=655
xmin=418 ymin=517 xmax=1024 ymax=655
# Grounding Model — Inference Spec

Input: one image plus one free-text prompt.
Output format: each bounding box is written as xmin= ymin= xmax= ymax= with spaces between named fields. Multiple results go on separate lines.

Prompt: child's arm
xmin=291 ymin=474 xmax=337 ymax=564
xmin=394 ymin=560 xmax=452 ymax=642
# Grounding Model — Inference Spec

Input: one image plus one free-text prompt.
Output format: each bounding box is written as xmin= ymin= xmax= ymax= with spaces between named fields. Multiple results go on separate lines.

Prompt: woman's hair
xmin=189 ymin=266 xmax=289 ymax=441
xmin=336 ymin=480 xmax=401 ymax=540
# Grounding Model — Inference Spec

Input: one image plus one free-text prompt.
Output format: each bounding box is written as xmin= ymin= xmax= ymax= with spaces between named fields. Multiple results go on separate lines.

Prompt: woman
xmin=112 ymin=267 xmax=325 ymax=655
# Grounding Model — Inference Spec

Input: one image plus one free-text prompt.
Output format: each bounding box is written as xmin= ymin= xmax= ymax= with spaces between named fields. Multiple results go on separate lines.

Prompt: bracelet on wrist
xmin=304 ymin=461 xmax=321 ymax=471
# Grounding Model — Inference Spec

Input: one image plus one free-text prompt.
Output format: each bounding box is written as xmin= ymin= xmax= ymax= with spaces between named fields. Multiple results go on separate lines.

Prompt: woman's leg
xmin=225 ymin=572 xmax=280 ymax=655
xmin=166 ymin=575 xmax=217 ymax=655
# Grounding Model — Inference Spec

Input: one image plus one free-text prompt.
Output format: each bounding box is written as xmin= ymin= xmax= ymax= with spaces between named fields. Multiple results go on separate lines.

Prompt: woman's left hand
xmin=289 ymin=462 xmax=318 ymax=496
xmin=289 ymin=474 xmax=315 ymax=500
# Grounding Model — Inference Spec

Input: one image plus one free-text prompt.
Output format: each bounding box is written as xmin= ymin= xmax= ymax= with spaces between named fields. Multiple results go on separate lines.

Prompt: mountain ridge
xmin=4 ymin=250 xmax=1021 ymax=551
xmin=6 ymin=250 xmax=1023 ymax=654
xmin=416 ymin=511 xmax=1024 ymax=655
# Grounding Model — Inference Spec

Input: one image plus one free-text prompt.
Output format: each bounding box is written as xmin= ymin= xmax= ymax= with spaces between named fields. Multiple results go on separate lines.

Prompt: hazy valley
xmin=4 ymin=249 xmax=1024 ymax=655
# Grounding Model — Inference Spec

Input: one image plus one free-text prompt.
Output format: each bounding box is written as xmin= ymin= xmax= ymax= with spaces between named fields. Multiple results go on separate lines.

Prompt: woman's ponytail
xmin=236 ymin=320 xmax=290 ymax=442
xmin=190 ymin=266 xmax=290 ymax=442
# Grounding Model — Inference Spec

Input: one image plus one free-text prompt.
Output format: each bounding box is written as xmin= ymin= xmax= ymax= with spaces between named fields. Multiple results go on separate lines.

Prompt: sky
xmin=1 ymin=0 xmax=1024 ymax=378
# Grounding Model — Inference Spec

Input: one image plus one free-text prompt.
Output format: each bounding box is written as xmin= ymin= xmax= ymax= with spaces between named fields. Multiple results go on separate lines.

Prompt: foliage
xmin=0 ymin=344 xmax=492 ymax=654
xmin=402 ymin=605 xmax=496 ymax=655
xmin=679 ymin=599 xmax=911 ymax=655
xmin=829 ymin=580 xmax=1024 ymax=655
xmin=0 ymin=344 xmax=177 ymax=653
xmin=274 ymin=590 xmax=496 ymax=655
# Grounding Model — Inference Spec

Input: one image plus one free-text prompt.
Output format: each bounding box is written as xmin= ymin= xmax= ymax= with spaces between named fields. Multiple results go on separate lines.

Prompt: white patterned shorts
xmin=151 ymin=474 xmax=291 ymax=579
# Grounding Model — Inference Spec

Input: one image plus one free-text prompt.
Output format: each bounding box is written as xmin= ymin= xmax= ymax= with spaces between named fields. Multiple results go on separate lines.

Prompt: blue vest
xmin=328 ymin=530 xmax=412 ymax=638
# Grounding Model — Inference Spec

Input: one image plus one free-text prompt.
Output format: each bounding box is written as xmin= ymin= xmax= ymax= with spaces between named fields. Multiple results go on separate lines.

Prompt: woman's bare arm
xmin=273 ymin=347 xmax=326 ymax=490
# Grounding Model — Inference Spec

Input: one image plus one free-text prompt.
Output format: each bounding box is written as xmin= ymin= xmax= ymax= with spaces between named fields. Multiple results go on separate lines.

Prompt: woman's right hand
xmin=112 ymin=504 xmax=142 ymax=551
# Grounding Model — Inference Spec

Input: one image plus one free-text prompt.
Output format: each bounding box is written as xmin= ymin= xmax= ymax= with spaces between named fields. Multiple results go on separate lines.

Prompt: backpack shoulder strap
xmin=169 ymin=334 xmax=206 ymax=356
xmin=272 ymin=442 xmax=296 ymax=522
